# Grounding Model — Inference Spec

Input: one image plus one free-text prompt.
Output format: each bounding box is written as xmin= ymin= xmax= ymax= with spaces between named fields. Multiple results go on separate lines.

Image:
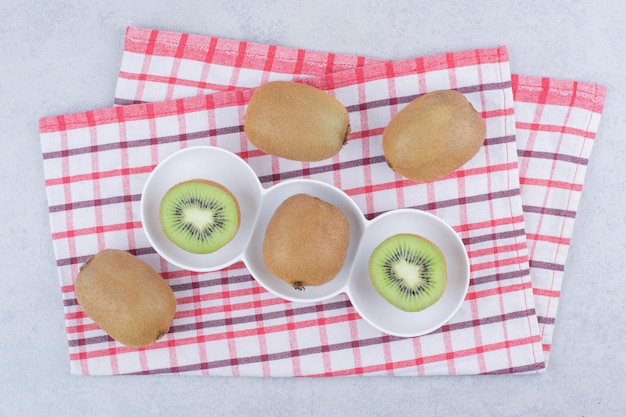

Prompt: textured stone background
xmin=2 ymin=1 xmax=624 ymax=416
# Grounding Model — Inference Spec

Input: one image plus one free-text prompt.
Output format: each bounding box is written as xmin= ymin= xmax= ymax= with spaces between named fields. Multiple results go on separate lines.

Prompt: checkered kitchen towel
xmin=40 ymin=40 xmax=549 ymax=376
xmin=115 ymin=27 xmax=607 ymax=364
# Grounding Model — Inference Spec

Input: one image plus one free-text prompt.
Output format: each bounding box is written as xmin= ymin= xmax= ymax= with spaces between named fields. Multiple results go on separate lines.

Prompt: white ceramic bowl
xmin=140 ymin=146 xmax=263 ymax=272
xmin=141 ymin=146 xmax=470 ymax=337
xmin=243 ymin=179 xmax=366 ymax=303
xmin=347 ymin=209 xmax=470 ymax=337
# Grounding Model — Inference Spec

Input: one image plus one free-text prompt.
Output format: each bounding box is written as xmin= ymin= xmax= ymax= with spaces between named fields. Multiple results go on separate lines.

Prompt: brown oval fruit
xmin=262 ymin=194 xmax=350 ymax=290
xmin=382 ymin=89 xmax=486 ymax=182
xmin=74 ymin=249 xmax=177 ymax=348
xmin=244 ymin=81 xmax=351 ymax=161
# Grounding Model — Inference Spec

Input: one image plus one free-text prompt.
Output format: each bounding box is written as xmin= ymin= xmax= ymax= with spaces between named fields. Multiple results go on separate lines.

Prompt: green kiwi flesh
xmin=159 ymin=179 xmax=240 ymax=254
xmin=369 ymin=233 xmax=447 ymax=312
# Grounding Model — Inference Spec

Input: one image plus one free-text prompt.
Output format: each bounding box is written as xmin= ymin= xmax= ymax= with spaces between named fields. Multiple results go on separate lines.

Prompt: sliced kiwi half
xmin=159 ymin=179 xmax=240 ymax=254
xmin=368 ymin=233 xmax=447 ymax=312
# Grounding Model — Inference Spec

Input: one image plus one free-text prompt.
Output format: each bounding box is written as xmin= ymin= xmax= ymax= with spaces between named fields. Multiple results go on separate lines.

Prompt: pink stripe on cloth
xmin=112 ymin=27 xmax=606 ymax=365
xmin=40 ymin=42 xmax=546 ymax=376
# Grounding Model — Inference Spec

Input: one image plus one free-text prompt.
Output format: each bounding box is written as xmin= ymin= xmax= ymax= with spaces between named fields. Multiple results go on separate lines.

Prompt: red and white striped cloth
xmin=115 ymin=27 xmax=607 ymax=365
xmin=37 ymin=27 xmax=605 ymax=376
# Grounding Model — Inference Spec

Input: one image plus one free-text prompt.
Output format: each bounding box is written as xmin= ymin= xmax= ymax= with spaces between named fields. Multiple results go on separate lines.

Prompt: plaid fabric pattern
xmin=40 ymin=42 xmax=549 ymax=375
xmin=114 ymin=27 xmax=606 ymax=364
xmin=511 ymin=75 xmax=605 ymax=360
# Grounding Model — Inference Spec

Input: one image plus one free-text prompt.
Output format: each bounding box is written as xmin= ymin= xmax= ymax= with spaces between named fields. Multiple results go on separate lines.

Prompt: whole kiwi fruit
xmin=369 ymin=234 xmax=447 ymax=312
xmin=382 ymin=89 xmax=486 ymax=182
xmin=262 ymin=194 xmax=350 ymax=290
xmin=244 ymin=81 xmax=351 ymax=161
xmin=159 ymin=179 xmax=240 ymax=254
xmin=74 ymin=249 xmax=177 ymax=348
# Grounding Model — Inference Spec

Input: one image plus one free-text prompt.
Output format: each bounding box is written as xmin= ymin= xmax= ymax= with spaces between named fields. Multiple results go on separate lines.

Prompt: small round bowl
xmin=141 ymin=146 xmax=263 ymax=272
xmin=243 ymin=179 xmax=366 ymax=303
xmin=347 ymin=209 xmax=470 ymax=338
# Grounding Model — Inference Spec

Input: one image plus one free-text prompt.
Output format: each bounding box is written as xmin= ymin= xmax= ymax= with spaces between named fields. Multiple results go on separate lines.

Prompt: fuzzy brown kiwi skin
xmin=382 ymin=89 xmax=486 ymax=183
xmin=262 ymin=194 xmax=350 ymax=289
xmin=244 ymin=81 xmax=351 ymax=162
xmin=74 ymin=249 xmax=177 ymax=348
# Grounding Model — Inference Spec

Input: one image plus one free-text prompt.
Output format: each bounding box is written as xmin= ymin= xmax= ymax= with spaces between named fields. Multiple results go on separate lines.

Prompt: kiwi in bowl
xmin=159 ymin=179 xmax=241 ymax=254
xmin=368 ymin=233 xmax=447 ymax=313
xmin=243 ymin=178 xmax=366 ymax=303
xmin=261 ymin=193 xmax=351 ymax=291
xmin=141 ymin=146 xmax=263 ymax=272
xmin=347 ymin=208 xmax=470 ymax=338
